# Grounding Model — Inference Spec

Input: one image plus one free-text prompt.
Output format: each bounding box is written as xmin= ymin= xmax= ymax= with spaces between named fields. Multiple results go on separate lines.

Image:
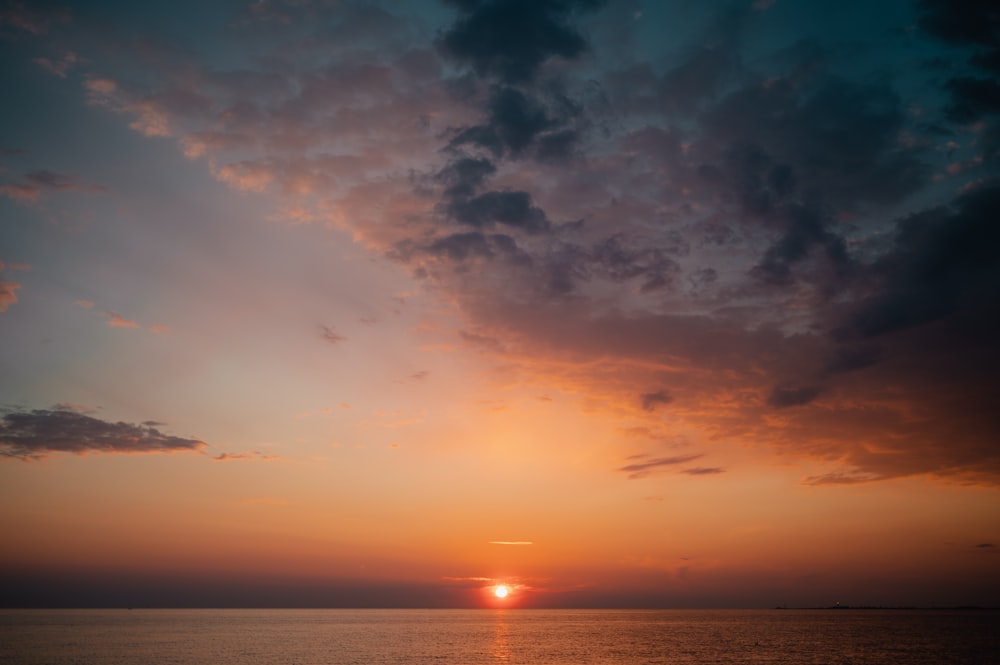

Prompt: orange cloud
xmin=103 ymin=310 xmax=139 ymax=328
xmin=0 ymin=280 xmax=20 ymax=312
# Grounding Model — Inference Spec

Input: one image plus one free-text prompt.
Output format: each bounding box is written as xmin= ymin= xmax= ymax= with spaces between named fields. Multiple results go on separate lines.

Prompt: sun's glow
xmin=494 ymin=584 xmax=509 ymax=598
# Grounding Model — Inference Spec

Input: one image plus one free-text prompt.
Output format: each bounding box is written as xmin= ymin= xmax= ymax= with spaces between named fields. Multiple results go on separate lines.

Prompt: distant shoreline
xmin=775 ymin=605 xmax=997 ymax=611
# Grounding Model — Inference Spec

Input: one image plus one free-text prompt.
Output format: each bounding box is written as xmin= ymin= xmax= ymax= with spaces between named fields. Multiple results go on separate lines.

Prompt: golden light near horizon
xmin=494 ymin=585 xmax=509 ymax=599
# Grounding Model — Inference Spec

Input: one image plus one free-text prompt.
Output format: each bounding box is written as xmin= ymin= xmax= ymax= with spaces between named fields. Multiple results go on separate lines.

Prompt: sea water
xmin=1 ymin=608 xmax=997 ymax=664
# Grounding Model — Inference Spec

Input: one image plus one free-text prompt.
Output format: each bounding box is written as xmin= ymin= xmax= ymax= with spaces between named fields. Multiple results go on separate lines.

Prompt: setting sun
xmin=494 ymin=585 xmax=509 ymax=599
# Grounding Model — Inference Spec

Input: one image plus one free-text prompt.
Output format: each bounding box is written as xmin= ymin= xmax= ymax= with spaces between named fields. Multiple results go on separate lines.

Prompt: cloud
xmin=0 ymin=408 xmax=205 ymax=460
xmin=437 ymin=0 xmax=606 ymax=83
xmin=0 ymin=2 xmax=69 ymax=35
xmin=445 ymin=190 xmax=551 ymax=233
xmin=35 ymin=51 xmax=80 ymax=78
xmin=639 ymin=390 xmax=672 ymax=412
xmin=682 ymin=467 xmax=725 ymax=476
xmin=917 ymin=0 xmax=999 ymax=52
xmin=801 ymin=472 xmax=883 ymax=487
xmin=0 ymin=169 xmax=107 ymax=203
xmin=489 ymin=541 xmax=534 ymax=545
xmin=618 ymin=454 xmax=703 ymax=479
xmin=320 ymin=325 xmax=346 ymax=344
xmin=975 ymin=543 xmax=996 ymax=548
xmin=52 ymin=402 xmax=98 ymax=414
xmin=0 ymin=281 xmax=20 ymax=312
xmin=844 ymin=180 xmax=1000 ymax=338
xmin=435 ymin=157 xmax=497 ymax=199
xmin=0 ymin=183 xmax=39 ymax=202
xmin=33 ymin=0 xmax=1000 ymax=487
xmin=767 ymin=384 xmax=822 ymax=409
xmin=449 ymin=86 xmax=557 ymax=158
xmin=103 ymin=311 xmax=139 ymax=329
xmin=212 ymin=451 xmax=277 ymax=462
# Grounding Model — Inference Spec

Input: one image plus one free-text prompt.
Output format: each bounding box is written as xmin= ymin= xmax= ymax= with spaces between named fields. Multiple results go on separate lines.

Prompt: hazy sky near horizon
xmin=1 ymin=0 xmax=998 ymax=608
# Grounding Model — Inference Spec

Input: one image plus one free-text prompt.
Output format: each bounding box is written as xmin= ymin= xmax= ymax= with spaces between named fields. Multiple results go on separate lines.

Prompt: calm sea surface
xmin=1 ymin=609 xmax=997 ymax=664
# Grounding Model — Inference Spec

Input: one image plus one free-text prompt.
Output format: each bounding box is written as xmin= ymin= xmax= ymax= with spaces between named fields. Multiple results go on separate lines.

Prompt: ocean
xmin=1 ymin=608 xmax=997 ymax=664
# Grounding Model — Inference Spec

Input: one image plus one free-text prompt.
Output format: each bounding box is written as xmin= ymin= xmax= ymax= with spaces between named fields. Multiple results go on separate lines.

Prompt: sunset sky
xmin=1 ymin=0 xmax=998 ymax=608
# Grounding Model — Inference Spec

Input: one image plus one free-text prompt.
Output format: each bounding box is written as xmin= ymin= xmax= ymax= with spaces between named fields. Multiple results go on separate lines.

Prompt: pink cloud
xmin=0 ymin=170 xmax=107 ymax=203
xmin=0 ymin=3 xmax=69 ymax=35
xmin=0 ymin=183 xmax=39 ymax=202
xmin=0 ymin=281 xmax=20 ymax=312
xmin=103 ymin=310 xmax=139 ymax=328
xmin=34 ymin=51 xmax=80 ymax=78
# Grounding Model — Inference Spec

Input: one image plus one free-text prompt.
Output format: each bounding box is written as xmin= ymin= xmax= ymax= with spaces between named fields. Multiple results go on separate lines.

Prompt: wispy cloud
xmin=34 ymin=51 xmax=80 ymax=78
xmin=212 ymin=451 xmax=278 ymax=462
xmin=0 ymin=3 xmax=69 ymax=35
xmin=103 ymin=310 xmax=139 ymax=328
xmin=802 ymin=472 xmax=883 ymax=487
xmin=618 ymin=454 xmax=704 ymax=480
xmin=489 ymin=541 xmax=534 ymax=546
xmin=682 ymin=467 xmax=725 ymax=476
xmin=0 ymin=170 xmax=107 ymax=203
xmin=52 ymin=402 xmax=98 ymax=414
xmin=320 ymin=325 xmax=346 ymax=344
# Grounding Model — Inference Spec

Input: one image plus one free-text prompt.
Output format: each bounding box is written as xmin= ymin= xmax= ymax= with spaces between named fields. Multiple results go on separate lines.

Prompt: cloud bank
xmin=12 ymin=0 xmax=999 ymax=484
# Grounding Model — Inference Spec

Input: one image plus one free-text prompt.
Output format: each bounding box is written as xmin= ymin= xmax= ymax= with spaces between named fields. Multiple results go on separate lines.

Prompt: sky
xmin=1 ymin=0 xmax=998 ymax=609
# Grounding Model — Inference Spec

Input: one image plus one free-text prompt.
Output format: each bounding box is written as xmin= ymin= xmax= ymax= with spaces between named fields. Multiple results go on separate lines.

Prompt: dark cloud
xmin=975 ymin=543 xmax=996 ymax=548
xmin=824 ymin=343 xmax=882 ymax=374
xmin=640 ymin=390 xmax=672 ymax=412
xmin=535 ymin=128 xmax=579 ymax=162
xmin=591 ymin=235 xmax=683 ymax=290
xmin=944 ymin=77 xmax=1000 ymax=124
xmin=434 ymin=157 xmax=496 ymax=199
xmin=0 ymin=408 xmax=205 ymax=460
xmin=450 ymin=86 xmax=555 ymax=157
xmin=846 ymin=181 xmax=1000 ymax=339
xmin=917 ymin=0 xmax=1000 ymax=51
xmin=445 ymin=190 xmax=551 ymax=233
xmin=767 ymin=384 xmax=822 ymax=409
xmin=618 ymin=454 xmax=703 ymax=479
xmin=750 ymin=202 xmax=849 ymax=289
xmin=425 ymin=232 xmax=495 ymax=261
xmin=422 ymin=231 xmax=528 ymax=264
xmin=606 ymin=6 xmax=748 ymax=117
xmin=702 ymin=74 xmax=927 ymax=209
xmin=610 ymin=46 xmax=742 ymax=117
xmin=437 ymin=0 xmax=606 ymax=83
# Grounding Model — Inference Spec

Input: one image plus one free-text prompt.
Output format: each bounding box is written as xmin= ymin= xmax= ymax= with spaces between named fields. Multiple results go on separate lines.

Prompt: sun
xmin=494 ymin=584 xmax=509 ymax=598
